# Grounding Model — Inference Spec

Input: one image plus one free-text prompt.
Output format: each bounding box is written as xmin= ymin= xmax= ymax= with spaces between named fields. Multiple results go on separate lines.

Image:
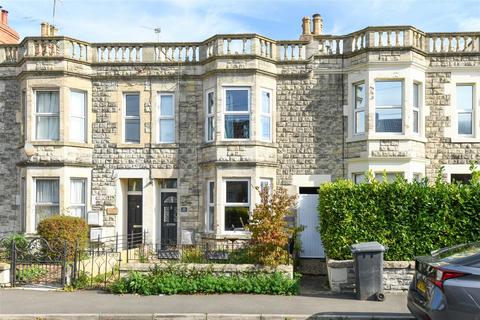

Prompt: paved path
xmin=0 ymin=289 xmax=413 ymax=319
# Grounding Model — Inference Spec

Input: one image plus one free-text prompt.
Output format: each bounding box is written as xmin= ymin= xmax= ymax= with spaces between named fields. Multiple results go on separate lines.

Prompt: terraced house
xmin=0 ymin=11 xmax=479 ymax=258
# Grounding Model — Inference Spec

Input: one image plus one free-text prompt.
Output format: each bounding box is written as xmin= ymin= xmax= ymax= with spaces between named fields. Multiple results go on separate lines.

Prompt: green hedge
xmin=109 ymin=265 xmax=299 ymax=295
xmin=318 ymin=171 xmax=480 ymax=261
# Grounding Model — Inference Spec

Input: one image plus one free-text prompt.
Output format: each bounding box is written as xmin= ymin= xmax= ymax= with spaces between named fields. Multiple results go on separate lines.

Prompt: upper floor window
xmin=36 ymin=91 xmax=59 ymax=140
xmin=158 ymin=94 xmax=175 ymax=143
xmin=354 ymin=83 xmax=365 ymax=134
xmin=70 ymin=178 xmax=86 ymax=219
xmin=224 ymin=88 xmax=250 ymax=139
xmin=206 ymin=91 xmax=215 ymax=142
xmin=70 ymin=90 xmax=87 ymax=142
xmin=413 ymin=83 xmax=420 ymax=134
xmin=124 ymin=93 xmax=140 ymax=143
xmin=375 ymin=80 xmax=403 ymax=133
xmin=260 ymin=90 xmax=272 ymax=141
xmin=35 ymin=178 xmax=59 ymax=226
xmin=456 ymin=84 xmax=474 ymax=135
xmin=224 ymin=180 xmax=250 ymax=231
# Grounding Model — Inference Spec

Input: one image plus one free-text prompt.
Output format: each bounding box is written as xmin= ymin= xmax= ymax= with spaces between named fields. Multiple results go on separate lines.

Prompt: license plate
xmin=416 ymin=279 xmax=427 ymax=293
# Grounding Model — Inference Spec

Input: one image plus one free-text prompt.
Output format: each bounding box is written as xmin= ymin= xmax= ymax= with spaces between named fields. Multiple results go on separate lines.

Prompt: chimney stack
xmin=0 ymin=8 xmax=19 ymax=44
xmin=1 ymin=10 xmax=8 ymax=25
xmin=301 ymin=16 xmax=311 ymax=36
xmin=312 ymin=14 xmax=323 ymax=35
xmin=41 ymin=22 xmax=58 ymax=37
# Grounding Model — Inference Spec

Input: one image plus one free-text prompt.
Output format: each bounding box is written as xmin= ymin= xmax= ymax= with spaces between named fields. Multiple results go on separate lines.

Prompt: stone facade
xmin=0 ymin=16 xmax=479 ymax=252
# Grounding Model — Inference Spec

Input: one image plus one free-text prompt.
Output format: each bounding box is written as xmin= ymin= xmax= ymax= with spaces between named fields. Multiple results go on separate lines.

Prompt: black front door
xmin=161 ymin=193 xmax=177 ymax=248
xmin=127 ymin=194 xmax=142 ymax=248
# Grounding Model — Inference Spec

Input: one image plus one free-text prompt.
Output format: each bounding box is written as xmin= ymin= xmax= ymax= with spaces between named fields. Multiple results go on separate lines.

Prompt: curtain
xmin=35 ymin=179 xmax=59 ymax=226
xmin=70 ymin=179 xmax=86 ymax=218
xmin=36 ymin=91 xmax=59 ymax=140
xmin=70 ymin=91 xmax=86 ymax=142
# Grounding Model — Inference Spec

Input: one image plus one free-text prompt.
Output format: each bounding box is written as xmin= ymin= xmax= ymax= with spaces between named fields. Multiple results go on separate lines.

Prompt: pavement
xmin=0 ymin=288 xmax=414 ymax=320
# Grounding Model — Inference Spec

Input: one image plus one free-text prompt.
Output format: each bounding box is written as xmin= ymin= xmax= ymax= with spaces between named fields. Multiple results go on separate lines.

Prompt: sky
xmin=2 ymin=0 xmax=480 ymax=42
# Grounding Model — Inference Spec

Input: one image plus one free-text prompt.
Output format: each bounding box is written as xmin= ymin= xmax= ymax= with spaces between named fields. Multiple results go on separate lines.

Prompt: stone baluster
xmin=135 ymin=47 xmax=141 ymax=62
xmin=226 ymin=38 xmax=231 ymax=55
xmin=395 ymin=31 xmax=400 ymax=46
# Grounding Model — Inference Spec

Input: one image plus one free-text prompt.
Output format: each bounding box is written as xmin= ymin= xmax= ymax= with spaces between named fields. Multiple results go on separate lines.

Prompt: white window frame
xmin=260 ymin=89 xmax=272 ymax=142
xmin=205 ymin=90 xmax=215 ymax=142
xmin=374 ymin=80 xmax=404 ymax=134
xmin=69 ymin=89 xmax=87 ymax=143
xmin=412 ymin=82 xmax=421 ymax=134
xmin=353 ymin=82 xmax=365 ymax=134
xmin=35 ymin=89 xmax=60 ymax=141
xmin=259 ymin=178 xmax=272 ymax=191
xmin=223 ymin=178 xmax=250 ymax=233
xmin=206 ymin=180 xmax=215 ymax=232
xmin=158 ymin=93 xmax=175 ymax=143
xmin=456 ymin=84 xmax=475 ymax=137
xmin=223 ymin=87 xmax=251 ymax=141
xmin=70 ymin=178 xmax=87 ymax=219
xmin=123 ymin=93 xmax=140 ymax=143
xmin=34 ymin=178 xmax=60 ymax=228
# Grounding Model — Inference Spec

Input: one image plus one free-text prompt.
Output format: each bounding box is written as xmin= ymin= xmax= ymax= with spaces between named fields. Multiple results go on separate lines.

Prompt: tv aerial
xmin=140 ymin=26 xmax=161 ymax=42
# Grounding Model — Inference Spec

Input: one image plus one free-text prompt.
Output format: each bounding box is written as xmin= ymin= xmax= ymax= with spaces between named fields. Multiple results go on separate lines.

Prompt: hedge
xmin=318 ymin=170 xmax=480 ymax=261
xmin=37 ymin=215 xmax=88 ymax=261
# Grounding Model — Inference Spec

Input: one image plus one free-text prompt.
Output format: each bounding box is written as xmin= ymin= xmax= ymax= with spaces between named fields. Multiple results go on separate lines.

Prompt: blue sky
xmin=2 ymin=0 xmax=480 ymax=42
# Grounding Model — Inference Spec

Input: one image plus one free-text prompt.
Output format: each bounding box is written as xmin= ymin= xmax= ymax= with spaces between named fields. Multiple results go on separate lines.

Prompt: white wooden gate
xmin=298 ymin=194 xmax=325 ymax=258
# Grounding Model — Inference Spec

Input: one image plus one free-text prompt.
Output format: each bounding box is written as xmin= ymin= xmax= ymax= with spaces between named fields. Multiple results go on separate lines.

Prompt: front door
xmin=298 ymin=187 xmax=325 ymax=258
xmin=161 ymin=192 xmax=177 ymax=248
xmin=127 ymin=194 xmax=143 ymax=248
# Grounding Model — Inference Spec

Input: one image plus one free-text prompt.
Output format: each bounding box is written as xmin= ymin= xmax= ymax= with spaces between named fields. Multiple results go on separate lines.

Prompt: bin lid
xmin=350 ymin=241 xmax=386 ymax=253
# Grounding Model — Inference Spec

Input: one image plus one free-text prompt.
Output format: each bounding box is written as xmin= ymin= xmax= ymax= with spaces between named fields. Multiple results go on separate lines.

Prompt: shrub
xmin=37 ymin=215 xmax=88 ymax=261
xmin=108 ymin=265 xmax=299 ymax=295
xmin=16 ymin=265 xmax=48 ymax=283
xmin=319 ymin=166 xmax=480 ymax=261
xmin=246 ymin=186 xmax=297 ymax=266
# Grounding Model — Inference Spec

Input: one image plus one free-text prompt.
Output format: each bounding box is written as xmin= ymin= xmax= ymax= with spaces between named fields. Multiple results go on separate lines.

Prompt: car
xmin=408 ymin=242 xmax=480 ymax=320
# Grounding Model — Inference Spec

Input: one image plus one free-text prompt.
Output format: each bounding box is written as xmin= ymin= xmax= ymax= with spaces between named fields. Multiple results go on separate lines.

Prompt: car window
xmin=432 ymin=242 xmax=480 ymax=265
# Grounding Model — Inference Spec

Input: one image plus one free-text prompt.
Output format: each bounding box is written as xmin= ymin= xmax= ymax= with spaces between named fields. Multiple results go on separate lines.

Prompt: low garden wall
xmin=0 ymin=262 xmax=10 ymax=287
xmin=327 ymin=259 xmax=415 ymax=292
xmin=120 ymin=262 xmax=294 ymax=279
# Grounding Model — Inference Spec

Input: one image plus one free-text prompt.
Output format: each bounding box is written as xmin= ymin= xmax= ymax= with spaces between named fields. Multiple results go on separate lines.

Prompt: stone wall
xmin=120 ymin=262 xmax=294 ymax=279
xmin=327 ymin=259 xmax=415 ymax=292
xmin=276 ymin=58 xmax=345 ymax=186
xmin=0 ymin=79 xmax=21 ymax=233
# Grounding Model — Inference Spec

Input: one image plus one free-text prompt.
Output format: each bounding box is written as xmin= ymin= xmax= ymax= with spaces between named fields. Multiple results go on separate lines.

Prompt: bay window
xmin=260 ymin=90 xmax=272 ymax=141
xmin=70 ymin=90 xmax=87 ymax=142
xmin=206 ymin=181 xmax=215 ymax=231
xmin=158 ymin=93 xmax=175 ymax=143
xmin=412 ymin=83 xmax=420 ymax=134
xmin=70 ymin=178 xmax=86 ymax=219
xmin=354 ymin=83 xmax=365 ymax=134
xmin=35 ymin=178 xmax=59 ymax=226
xmin=375 ymin=80 xmax=403 ymax=133
xmin=456 ymin=84 xmax=474 ymax=135
xmin=36 ymin=91 xmax=59 ymax=140
xmin=206 ymin=91 xmax=215 ymax=142
xmin=224 ymin=88 xmax=250 ymax=139
xmin=224 ymin=180 xmax=250 ymax=231
xmin=124 ymin=93 xmax=140 ymax=143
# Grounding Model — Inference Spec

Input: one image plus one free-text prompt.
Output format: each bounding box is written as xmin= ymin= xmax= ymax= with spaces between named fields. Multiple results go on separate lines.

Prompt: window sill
xmin=450 ymin=136 xmax=480 ymax=143
xmin=346 ymin=134 xmax=427 ymax=143
xmin=116 ymin=143 xmax=145 ymax=149
xmin=201 ymin=141 xmax=278 ymax=148
xmin=150 ymin=143 xmax=179 ymax=149
xmin=30 ymin=141 xmax=94 ymax=148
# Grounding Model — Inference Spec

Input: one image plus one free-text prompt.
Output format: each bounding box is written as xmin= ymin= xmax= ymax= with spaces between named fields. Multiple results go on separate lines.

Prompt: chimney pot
xmin=302 ymin=16 xmax=311 ymax=36
xmin=312 ymin=13 xmax=323 ymax=35
xmin=49 ymin=24 xmax=57 ymax=36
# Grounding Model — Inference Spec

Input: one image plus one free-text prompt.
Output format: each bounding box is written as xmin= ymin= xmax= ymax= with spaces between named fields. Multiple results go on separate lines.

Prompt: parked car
xmin=408 ymin=242 xmax=480 ymax=319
